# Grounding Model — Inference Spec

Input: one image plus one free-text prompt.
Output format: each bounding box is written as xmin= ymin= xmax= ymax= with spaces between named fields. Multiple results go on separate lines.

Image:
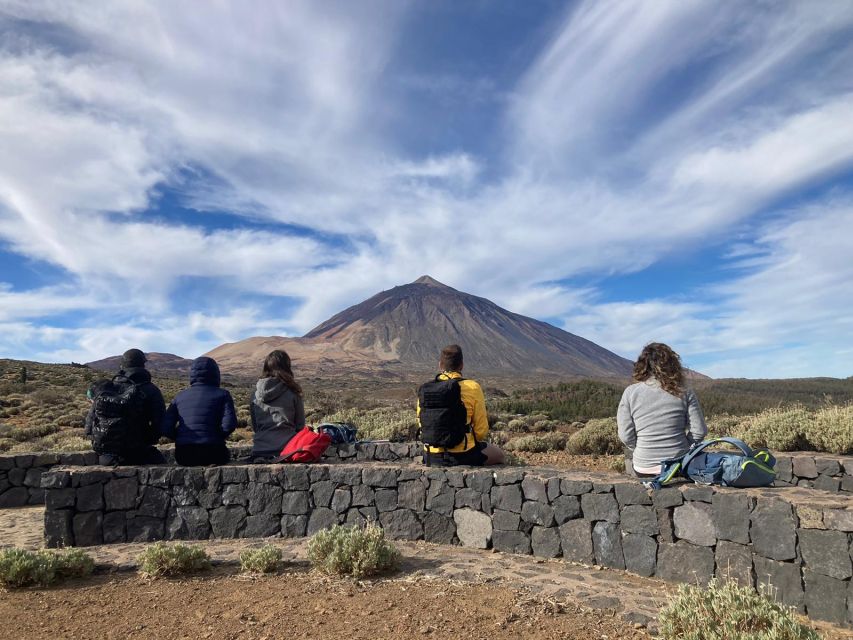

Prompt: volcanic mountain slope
xmin=86 ymin=352 xmax=194 ymax=376
xmin=206 ymin=276 xmax=633 ymax=378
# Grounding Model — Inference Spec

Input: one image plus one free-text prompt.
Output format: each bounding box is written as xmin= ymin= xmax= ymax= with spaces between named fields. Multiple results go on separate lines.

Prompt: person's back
xmin=250 ymin=350 xmax=305 ymax=459
xmin=86 ymin=348 xmax=167 ymax=465
xmin=161 ymin=356 xmax=236 ymax=466
xmin=617 ymin=343 xmax=707 ymax=475
xmin=418 ymin=344 xmax=504 ymax=466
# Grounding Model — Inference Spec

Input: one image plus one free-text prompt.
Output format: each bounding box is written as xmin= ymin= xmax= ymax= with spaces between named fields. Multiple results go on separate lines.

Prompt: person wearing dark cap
xmin=85 ymin=348 xmax=167 ymax=465
xmin=161 ymin=356 xmax=237 ymax=466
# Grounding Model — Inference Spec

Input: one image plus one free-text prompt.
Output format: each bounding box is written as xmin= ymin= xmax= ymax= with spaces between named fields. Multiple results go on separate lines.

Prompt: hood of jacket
xmin=117 ymin=367 xmax=151 ymax=384
xmin=255 ymin=377 xmax=291 ymax=403
xmin=190 ymin=357 xmax=221 ymax=387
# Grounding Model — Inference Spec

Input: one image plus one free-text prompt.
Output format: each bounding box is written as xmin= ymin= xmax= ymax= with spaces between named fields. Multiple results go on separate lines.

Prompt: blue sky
xmin=1 ymin=1 xmax=853 ymax=378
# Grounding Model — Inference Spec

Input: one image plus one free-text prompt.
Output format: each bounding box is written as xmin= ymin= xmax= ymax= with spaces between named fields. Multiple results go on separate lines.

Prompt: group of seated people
xmin=86 ymin=341 xmax=706 ymax=477
xmin=85 ymin=348 xmax=305 ymax=467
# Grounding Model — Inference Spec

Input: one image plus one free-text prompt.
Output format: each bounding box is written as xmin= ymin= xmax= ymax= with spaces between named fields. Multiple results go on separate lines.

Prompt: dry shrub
xmin=137 ymin=543 xmax=211 ymax=577
xmin=28 ymin=388 xmax=70 ymax=406
xmin=240 ymin=545 xmax=282 ymax=574
xmin=706 ymin=414 xmax=745 ymax=439
xmin=506 ymin=418 xmax=527 ymax=432
xmin=736 ymin=406 xmax=813 ymax=451
xmin=804 ymin=404 xmax=853 ymax=454
xmin=658 ymin=579 xmax=820 ymax=640
xmin=320 ymin=406 xmax=416 ymax=441
xmin=565 ymin=417 xmax=622 ymax=455
xmin=308 ymin=523 xmax=400 ymax=579
xmin=504 ymin=432 xmax=568 ymax=453
xmin=0 ymin=548 xmax=94 ymax=588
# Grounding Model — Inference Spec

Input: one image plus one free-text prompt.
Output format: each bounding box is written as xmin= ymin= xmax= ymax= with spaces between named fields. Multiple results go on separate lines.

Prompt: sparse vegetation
xmin=308 ymin=523 xmax=400 ymax=579
xmin=240 ymin=545 xmax=282 ymax=574
xmin=658 ymin=579 xmax=821 ymax=640
xmin=137 ymin=542 xmax=211 ymax=577
xmin=565 ymin=418 xmax=622 ymax=455
xmin=319 ymin=405 xmax=417 ymax=442
xmin=2 ymin=358 xmax=851 ymax=456
xmin=0 ymin=548 xmax=94 ymax=588
xmin=504 ymin=432 xmax=568 ymax=453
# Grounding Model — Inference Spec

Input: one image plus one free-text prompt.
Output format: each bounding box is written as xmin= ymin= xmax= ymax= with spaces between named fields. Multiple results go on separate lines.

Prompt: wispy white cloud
xmin=0 ymin=1 xmax=851 ymax=376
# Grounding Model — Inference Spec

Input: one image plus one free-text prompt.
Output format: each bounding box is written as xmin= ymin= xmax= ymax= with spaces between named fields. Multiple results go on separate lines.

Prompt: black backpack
xmin=417 ymin=375 xmax=469 ymax=449
xmin=91 ymin=379 xmax=148 ymax=455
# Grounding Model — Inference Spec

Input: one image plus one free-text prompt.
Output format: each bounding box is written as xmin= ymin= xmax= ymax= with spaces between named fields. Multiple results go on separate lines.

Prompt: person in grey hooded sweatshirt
xmin=250 ymin=349 xmax=306 ymax=460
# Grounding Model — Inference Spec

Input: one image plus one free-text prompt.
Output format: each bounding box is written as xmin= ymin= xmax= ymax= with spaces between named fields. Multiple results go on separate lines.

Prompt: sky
xmin=1 ymin=1 xmax=852 ymax=378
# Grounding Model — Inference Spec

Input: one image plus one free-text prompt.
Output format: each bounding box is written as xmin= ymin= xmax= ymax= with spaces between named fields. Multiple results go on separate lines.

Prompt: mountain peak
xmin=413 ymin=275 xmax=448 ymax=287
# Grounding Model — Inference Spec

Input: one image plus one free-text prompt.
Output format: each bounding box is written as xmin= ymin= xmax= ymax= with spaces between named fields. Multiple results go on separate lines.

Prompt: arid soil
xmin=1 ymin=569 xmax=651 ymax=640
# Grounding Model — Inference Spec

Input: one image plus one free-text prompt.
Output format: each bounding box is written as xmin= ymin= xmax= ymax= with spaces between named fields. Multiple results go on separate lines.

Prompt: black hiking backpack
xmin=90 ymin=378 xmax=148 ymax=455
xmin=417 ymin=375 xmax=470 ymax=449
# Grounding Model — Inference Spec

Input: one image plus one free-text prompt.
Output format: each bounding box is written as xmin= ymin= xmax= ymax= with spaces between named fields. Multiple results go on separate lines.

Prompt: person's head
xmin=632 ymin=342 xmax=684 ymax=397
xmin=121 ymin=348 xmax=147 ymax=369
xmin=439 ymin=344 xmax=464 ymax=373
xmin=262 ymin=349 xmax=303 ymax=396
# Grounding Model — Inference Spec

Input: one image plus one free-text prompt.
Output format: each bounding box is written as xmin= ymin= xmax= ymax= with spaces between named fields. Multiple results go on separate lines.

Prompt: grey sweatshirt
xmin=250 ymin=377 xmax=305 ymax=457
xmin=617 ymin=379 xmax=707 ymax=471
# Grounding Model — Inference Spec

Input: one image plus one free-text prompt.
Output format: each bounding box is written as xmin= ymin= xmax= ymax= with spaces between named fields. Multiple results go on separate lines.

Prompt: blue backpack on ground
xmin=316 ymin=422 xmax=358 ymax=444
xmin=643 ymin=437 xmax=777 ymax=490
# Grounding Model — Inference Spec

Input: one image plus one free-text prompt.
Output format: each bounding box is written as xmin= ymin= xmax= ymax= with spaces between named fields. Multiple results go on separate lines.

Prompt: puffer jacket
xmin=161 ymin=357 xmax=237 ymax=446
xmin=85 ymin=367 xmax=165 ymax=447
xmin=250 ymin=377 xmax=305 ymax=457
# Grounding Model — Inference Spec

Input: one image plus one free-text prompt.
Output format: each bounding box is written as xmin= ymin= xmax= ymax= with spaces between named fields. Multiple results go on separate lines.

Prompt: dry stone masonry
xmin=0 ymin=441 xmax=422 ymax=507
xmin=41 ymin=459 xmax=853 ymax=626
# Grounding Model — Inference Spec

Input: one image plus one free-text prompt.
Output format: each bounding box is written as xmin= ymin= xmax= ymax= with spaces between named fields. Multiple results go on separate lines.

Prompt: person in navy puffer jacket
xmin=161 ymin=356 xmax=237 ymax=466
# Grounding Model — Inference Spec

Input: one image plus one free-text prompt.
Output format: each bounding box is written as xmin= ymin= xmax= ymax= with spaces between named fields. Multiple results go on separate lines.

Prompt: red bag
xmin=277 ymin=427 xmax=332 ymax=463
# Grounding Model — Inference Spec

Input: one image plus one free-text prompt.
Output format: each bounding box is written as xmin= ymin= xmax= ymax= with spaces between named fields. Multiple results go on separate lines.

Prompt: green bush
xmin=137 ymin=543 xmax=211 ymax=577
xmin=565 ymin=417 xmax=622 ymax=455
xmin=240 ymin=545 xmax=282 ymax=574
xmin=0 ymin=548 xmax=94 ymax=588
xmin=658 ymin=579 xmax=820 ymax=640
xmin=308 ymin=523 xmax=400 ymax=579
xmin=505 ymin=432 xmax=568 ymax=453
xmin=506 ymin=418 xmax=527 ymax=432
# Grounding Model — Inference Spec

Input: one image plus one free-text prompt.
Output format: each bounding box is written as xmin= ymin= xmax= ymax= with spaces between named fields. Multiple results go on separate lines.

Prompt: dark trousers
xmin=98 ymin=446 xmax=166 ymax=466
xmin=175 ymin=443 xmax=230 ymax=467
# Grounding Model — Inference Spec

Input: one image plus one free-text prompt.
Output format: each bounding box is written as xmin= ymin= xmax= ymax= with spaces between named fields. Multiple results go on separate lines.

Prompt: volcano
xmin=204 ymin=276 xmax=632 ymax=379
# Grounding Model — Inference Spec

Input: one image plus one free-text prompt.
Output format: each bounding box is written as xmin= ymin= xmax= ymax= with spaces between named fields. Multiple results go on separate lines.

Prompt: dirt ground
xmin=0 ymin=568 xmax=651 ymax=640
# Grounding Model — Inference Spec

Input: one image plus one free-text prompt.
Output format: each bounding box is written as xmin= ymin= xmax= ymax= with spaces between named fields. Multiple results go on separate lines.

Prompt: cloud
xmin=0 ymin=1 xmax=851 ymax=377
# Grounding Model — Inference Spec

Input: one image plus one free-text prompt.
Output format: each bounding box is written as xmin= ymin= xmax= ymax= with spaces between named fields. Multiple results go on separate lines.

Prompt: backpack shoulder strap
xmin=681 ymin=437 xmax=754 ymax=470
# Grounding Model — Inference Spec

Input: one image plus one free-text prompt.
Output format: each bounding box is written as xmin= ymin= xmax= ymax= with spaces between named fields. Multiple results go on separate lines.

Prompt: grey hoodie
xmin=250 ymin=377 xmax=306 ymax=457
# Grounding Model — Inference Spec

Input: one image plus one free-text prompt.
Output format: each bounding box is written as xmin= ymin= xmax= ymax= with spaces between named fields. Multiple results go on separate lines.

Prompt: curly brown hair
xmin=632 ymin=342 xmax=684 ymax=397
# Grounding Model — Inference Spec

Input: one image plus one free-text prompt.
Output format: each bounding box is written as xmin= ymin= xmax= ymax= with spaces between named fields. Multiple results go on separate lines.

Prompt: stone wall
xmin=3 ymin=445 xmax=851 ymax=508
xmin=0 ymin=442 xmax=421 ymax=507
xmin=42 ymin=462 xmax=853 ymax=626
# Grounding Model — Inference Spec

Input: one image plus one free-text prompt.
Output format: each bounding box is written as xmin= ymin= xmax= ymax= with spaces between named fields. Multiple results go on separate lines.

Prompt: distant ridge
xmin=205 ymin=276 xmax=634 ymax=378
xmin=86 ymin=352 xmax=193 ymax=376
